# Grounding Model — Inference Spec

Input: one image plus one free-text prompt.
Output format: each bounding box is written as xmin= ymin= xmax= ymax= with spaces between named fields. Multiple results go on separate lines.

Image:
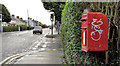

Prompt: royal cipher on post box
xmin=80 ymin=12 xmax=108 ymax=52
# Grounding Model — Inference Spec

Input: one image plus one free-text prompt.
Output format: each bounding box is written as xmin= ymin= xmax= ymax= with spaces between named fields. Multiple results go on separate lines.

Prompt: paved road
xmin=1 ymin=28 xmax=50 ymax=62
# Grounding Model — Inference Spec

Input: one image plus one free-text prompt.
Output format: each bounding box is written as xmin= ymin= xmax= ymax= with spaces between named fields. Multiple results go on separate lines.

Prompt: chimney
xmin=16 ymin=16 xmax=19 ymax=19
xmin=20 ymin=18 xmax=23 ymax=20
xmin=12 ymin=14 xmax=15 ymax=17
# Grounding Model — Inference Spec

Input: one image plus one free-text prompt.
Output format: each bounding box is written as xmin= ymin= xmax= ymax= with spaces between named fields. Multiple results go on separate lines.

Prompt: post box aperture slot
xmin=81 ymin=19 xmax=87 ymax=21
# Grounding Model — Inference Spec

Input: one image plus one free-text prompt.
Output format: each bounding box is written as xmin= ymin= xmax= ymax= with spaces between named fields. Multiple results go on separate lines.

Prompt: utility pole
xmin=27 ymin=9 xmax=29 ymax=30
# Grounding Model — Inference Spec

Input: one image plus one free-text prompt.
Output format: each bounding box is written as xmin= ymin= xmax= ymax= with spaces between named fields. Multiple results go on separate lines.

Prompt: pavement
xmin=1 ymin=28 xmax=65 ymax=65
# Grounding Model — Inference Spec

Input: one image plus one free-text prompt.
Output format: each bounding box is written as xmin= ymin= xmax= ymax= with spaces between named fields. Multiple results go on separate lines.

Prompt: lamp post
xmin=50 ymin=13 xmax=53 ymax=35
xmin=47 ymin=10 xmax=55 ymax=35
xmin=50 ymin=12 xmax=54 ymax=35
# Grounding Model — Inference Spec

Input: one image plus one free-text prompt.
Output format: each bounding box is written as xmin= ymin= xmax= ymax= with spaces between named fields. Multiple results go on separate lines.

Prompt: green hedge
xmin=3 ymin=26 xmax=34 ymax=32
xmin=29 ymin=26 xmax=34 ymax=30
xmin=3 ymin=26 xmax=18 ymax=32
xmin=20 ymin=26 xmax=27 ymax=31
xmin=61 ymin=2 xmax=120 ymax=65
xmin=61 ymin=2 xmax=107 ymax=65
xmin=61 ymin=2 xmax=83 ymax=64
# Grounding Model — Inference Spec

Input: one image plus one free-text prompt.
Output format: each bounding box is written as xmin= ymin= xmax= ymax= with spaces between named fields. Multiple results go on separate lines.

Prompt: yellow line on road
xmin=0 ymin=54 xmax=25 ymax=65
xmin=0 ymin=54 xmax=19 ymax=65
xmin=48 ymin=48 xmax=63 ymax=51
xmin=5 ymin=55 xmax=25 ymax=64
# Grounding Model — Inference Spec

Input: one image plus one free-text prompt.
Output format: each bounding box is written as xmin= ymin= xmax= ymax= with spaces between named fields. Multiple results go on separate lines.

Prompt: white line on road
xmin=7 ymin=37 xmax=10 ymax=38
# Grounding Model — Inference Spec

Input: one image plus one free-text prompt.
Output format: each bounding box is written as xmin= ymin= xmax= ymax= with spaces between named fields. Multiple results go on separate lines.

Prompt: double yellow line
xmin=0 ymin=54 xmax=25 ymax=65
xmin=48 ymin=48 xmax=63 ymax=51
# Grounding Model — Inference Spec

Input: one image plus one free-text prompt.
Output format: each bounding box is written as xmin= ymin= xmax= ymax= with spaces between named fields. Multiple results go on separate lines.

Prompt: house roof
xmin=2 ymin=22 xmax=9 ymax=25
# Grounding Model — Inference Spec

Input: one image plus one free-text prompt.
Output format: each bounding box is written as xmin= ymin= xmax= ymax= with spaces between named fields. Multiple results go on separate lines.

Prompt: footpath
xmin=1 ymin=28 xmax=65 ymax=65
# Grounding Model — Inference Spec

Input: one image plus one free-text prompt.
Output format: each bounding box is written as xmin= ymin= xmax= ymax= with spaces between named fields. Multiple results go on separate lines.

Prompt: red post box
xmin=81 ymin=12 xmax=108 ymax=52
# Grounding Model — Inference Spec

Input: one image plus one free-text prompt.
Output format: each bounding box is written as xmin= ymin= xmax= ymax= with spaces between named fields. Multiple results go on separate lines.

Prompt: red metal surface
xmin=33 ymin=29 xmax=42 ymax=33
xmin=81 ymin=12 xmax=108 ymax=52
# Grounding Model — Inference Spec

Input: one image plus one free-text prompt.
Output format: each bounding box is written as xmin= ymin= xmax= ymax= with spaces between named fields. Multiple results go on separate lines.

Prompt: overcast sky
xmin=0 ymin=0 xmax=52 ymax=25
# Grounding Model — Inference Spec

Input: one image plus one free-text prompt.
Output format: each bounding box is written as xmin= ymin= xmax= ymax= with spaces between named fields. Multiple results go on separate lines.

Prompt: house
xmin=33 ymin=20 xmax=39 ymax=26
xmin=23 ymin=20 xmax=27 ymax=26
xmin=9 ymin=15 xmax=16 ymax=26
xmin=25 ymin=18 xmax=36 ymax=27
xmin=17 ymin=17 xmax=26 ymax=26
xmin=9 ymin=15 xmax=26 ymax=26
xmin=2 ymin=22 xmax=9 ymax=26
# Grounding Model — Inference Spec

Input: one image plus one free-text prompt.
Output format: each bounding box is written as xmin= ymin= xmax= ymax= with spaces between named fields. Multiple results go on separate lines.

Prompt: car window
xmin=34 ymin=26 xmax=41 ymax=29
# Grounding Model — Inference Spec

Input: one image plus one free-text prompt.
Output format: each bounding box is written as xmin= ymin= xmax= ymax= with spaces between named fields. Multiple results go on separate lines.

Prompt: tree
xmin=41 ymin=24 xmax=48 ymax=28
xmin=41 ymin=1 xmax=65 ymax=24
xmin=0 ymin=4 xmax=11 ymax=22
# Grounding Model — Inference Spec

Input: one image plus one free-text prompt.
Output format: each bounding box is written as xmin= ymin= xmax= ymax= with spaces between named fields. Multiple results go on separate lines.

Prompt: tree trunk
xmin=97 ymin=2 xmax=100 ymax=8
xmin=105 ymin=3 xmax=108 ymax=15
xmin=105 ymin=51 xmax=108 ymax=64
xmin=115 ymin=2 xmax=119 ymax=51
xmin=101 ymin=3 xmax=104 ymax=12
xmin=105 ymin=3 xmax=109 ymax=65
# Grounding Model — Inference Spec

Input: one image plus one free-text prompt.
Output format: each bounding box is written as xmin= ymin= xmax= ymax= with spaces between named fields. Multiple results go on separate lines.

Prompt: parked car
xmin=33 ymin=26 xmax=42 ymax=34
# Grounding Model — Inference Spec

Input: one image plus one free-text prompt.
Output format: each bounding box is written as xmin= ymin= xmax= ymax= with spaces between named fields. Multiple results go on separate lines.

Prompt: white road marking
xmin=40 ymin=48 xmax=45 ymax=51
xmin=32 ymin=48 xmax=37 ymax=50
xmin=8 ymin=37 xmax=10 ymax=38
xmin=42 ymin=44 xmax=47 ymax=48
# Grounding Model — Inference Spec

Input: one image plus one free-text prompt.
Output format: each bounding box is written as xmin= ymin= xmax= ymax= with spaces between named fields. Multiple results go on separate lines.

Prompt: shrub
xmin=3 ymin=26 xmax=18 ymax=32
xmin=61 ymin=2 xmax=120 ymax=65
xmin=3 ymin=26 xmax=34 ymax=32
xmin=61 ymin=2 xmax=82 ymax=64
xmin=42 ymin=24 xmax=48 ymax=28
xmin=20 ymin=26 xmax=27 ymax=31
xmin=29 ymin=26 xmax=34 ymax=30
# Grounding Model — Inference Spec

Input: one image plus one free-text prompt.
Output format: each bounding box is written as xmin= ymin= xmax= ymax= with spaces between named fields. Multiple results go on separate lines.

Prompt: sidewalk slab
xmin=15 ymin=50 xmax=63 ymax=64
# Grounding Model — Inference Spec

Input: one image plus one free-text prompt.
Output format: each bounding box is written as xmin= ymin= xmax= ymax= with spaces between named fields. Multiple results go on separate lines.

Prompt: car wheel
xmin=40 ymin=32 xmax=42 ymax=34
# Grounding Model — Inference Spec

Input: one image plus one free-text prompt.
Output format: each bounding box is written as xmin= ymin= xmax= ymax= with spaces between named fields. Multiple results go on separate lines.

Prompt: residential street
xmin=1 ymin=28 xmax=50 ymax=62
xmin=0 ymin=1 xmax=120 ymax=65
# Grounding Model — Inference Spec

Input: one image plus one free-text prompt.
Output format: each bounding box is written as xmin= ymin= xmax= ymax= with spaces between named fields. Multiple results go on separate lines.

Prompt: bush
xmin=3 ymin=26 xmax=34 ymax=32
xmin=42 ymin=24 xmax=48 ymax=28
xmin=20 ymin=26 xmax=27 ymax=31
xmin=3 ymin=26 xmax=18 ymax=32
xmin=29 ymin=26 xmax=34 ymax=30
xmin=61 ymin=2 xmax=82 ymax=64
xmin=61 ymin=2 xmax=120 ymax=65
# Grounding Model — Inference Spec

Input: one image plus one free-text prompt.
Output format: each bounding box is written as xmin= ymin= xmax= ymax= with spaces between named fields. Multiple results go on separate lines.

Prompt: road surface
xmin=1 ymin=28 xmax=50 ymax=62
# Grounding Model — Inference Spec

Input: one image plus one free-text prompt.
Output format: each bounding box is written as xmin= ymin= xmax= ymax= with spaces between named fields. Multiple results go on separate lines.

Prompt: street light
xmin=47 ymin=10 xmax=54 ymax=35
xmin=46 ymin=9 xmax=56 ymax=35
xmin=50 ymin=12 xmax=54 ymax=35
